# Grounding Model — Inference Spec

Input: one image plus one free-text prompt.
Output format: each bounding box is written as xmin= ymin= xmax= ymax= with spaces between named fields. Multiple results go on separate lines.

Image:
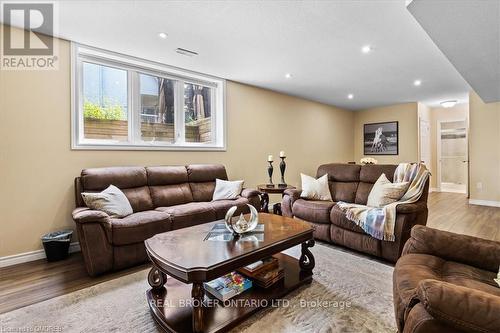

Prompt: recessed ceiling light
xmin=441 ymin=100 xmax=457 ymax=108
xmin=285 ymin=73 xmax=292 ymax=79
xmin=158 ymin=32 xmax=168 ymax=39
xmin=361 ymin=45 xmax=372 ymax=54
xmin=175 ymin=48 xmax=198 ymax=57
xmin=347 ymin=94 xmax=354 ymax=99
xmin=413 ymin=79 xmax=422 ymax=86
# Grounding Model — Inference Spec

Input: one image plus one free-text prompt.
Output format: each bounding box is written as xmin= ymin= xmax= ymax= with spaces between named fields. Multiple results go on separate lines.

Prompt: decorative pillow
xmin=367 ymin=174 xmax=409 ymax=208
xmin=81 ymin=185 xmax=133 ymax=218
xmin=300 ymin=173 xmax=332 ymax=201
xmin=212 ymin=179 xmax=244 ymax=201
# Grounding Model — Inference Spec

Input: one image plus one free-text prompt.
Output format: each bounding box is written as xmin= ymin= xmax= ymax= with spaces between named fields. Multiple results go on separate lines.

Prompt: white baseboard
xmin=468 ymin=199 xmax=500 ymax=208
xmin=429 ymin=187 xmax=440 ymax=192
xmin=0 ymin=242 xmax=81 ymax=268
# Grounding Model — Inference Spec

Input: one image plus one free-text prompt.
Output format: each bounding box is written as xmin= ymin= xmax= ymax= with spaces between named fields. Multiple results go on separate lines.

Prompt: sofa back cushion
xmin=317 ymin=164 xmax=360 ymax=202
xmin=187 ymin=164 xmax=228 ymax=202
xmin=80 ymin=167 xmax=154 ymax=212
xmin=355 ymin=164 xmax=398 ymax=205
xmin=146 ymin=166 xmax=193 ymax=207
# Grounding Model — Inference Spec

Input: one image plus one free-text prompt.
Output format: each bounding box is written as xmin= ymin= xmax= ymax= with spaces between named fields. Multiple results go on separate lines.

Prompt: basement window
xmin=71 ymin=44 xmax=226 ymax=151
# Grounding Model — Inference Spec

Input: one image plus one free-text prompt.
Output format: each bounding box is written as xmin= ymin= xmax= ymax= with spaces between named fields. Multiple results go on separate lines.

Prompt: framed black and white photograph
xmin=363 ymin=121 xmax=399 ymax=155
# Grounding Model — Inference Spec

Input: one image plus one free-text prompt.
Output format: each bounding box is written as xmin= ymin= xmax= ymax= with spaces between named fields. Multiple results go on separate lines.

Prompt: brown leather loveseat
xmin=72 ymin=164 xmax=261 ymax=276
xmin=281 ymin=163 xmax=429 ymax=262
xmin=394 ymin=225 xmax=500 ymax=333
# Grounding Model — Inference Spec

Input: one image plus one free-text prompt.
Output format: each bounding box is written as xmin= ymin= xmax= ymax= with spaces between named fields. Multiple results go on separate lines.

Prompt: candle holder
xmin=279 ymin=156 xmax=287 ymax=187
xmin=267 ymin=161 xmax=274 ymax=187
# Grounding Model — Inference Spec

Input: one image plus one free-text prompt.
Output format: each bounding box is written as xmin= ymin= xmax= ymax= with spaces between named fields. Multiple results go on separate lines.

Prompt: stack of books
xmin=204 ymin=272 xmax=252 ymax=302
xmin=238 ymin=256 xmax=284 ymax=288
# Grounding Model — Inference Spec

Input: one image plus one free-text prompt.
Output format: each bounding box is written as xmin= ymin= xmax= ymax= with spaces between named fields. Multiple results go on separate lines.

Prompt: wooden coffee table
xmin=145 ymin=213 xmax=315 ymax=333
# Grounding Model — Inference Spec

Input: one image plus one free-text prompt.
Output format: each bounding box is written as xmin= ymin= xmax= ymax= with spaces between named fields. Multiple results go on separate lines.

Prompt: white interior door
xmin=438 ymin=120 xmax=468 ymax=194
xmin=419 ymin=118 xmax=431 ymax=168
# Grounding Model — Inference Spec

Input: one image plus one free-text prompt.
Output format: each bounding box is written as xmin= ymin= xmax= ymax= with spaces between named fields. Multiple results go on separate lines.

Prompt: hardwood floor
xmin=0 ymin=253 xmax=149 ymax=314
xmin=427 ymin=192 xmax=500 ymax=241
xmin=1 ymin=191 xmax=499 ymax=314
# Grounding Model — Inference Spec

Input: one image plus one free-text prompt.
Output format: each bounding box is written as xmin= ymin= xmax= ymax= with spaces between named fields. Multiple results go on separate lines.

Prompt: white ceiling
xmin=408 ymin=0 xmax=500 ymax=103
xmin=4 ymin=0 xmax=473 ymax=110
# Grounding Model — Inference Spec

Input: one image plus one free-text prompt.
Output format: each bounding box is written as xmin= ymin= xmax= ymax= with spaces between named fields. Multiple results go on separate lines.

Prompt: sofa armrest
xmin=241 ymin=188 xmax=260 ymax=198
xmin=396 ymin=202 xmax=426 ymax=214
xmin=281 ymin=189 xmax=302 ymax=217
xmin=283 ymin=188 xmax=302 ymax=200
xmin=402 ymin=225 xmax=500 ymax=272
xmin=417 ymin=279 xmax=500 ymax=333
xmin=72 ymin=207 xmax=110 ymax=224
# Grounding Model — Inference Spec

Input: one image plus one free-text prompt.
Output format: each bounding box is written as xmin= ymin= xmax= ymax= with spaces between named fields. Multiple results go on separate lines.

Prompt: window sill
xmin=71 ymin=142 xmax=226 ymax=152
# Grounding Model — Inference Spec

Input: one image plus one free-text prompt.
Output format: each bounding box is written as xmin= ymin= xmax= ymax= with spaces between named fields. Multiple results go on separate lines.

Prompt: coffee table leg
xmin=299 ymin=239 xmax=315 ymax=272
xmin=192 ymin=282 xmax=204 ymax=333
xmin=148 ymin=266 xmax=167 ymax=290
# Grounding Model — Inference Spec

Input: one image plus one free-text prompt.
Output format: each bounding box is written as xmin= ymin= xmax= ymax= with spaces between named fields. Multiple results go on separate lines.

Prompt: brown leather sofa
xmin=72 ymin=164 xmax=261 ymax=276
xmin=281 ymin=163 xmax=429 ymax=262
xmin=394 ymin=225 xmax=500 ymax=333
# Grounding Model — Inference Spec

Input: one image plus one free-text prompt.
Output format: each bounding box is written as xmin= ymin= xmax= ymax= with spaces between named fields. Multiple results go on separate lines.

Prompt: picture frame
xmin=363 ymin=121 xmax=399 ymax=155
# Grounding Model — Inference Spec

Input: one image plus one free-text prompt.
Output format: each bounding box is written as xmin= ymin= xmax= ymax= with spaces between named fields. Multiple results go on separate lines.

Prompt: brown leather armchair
xmin=394 ymin=225 xmax=500 ymax=333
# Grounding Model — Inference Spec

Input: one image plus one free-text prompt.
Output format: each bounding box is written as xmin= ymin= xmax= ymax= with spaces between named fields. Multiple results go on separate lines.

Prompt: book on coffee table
xmin=251 ymin=265 xmax=284 ymax=288
xmin=237 ymin=256 xmax=279 ymax=277
xmin=203 ymin=272 xmax=252 ymax=302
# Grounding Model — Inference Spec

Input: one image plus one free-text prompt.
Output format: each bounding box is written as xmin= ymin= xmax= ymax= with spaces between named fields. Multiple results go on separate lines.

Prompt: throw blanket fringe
xmin=336 ymin=163 xmax=430 ymax=241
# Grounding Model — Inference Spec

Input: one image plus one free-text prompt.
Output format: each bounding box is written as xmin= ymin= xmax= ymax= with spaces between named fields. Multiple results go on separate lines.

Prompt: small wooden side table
xmin=257 ymin=184 xmax=296 ymax=215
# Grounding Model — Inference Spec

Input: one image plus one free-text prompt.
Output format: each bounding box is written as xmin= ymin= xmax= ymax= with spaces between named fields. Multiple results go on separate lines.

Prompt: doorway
xmin=437 ymin=120 xmax=468 ymax=194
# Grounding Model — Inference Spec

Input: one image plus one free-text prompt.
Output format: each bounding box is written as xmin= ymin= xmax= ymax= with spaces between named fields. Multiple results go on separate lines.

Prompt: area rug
xmin=0 ymin=243 xmax=396 ymax=333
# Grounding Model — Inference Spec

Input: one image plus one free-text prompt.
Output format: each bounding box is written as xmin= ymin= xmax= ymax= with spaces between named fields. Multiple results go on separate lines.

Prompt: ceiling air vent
xmin=175 ymin=48 xmax=198 ymax=57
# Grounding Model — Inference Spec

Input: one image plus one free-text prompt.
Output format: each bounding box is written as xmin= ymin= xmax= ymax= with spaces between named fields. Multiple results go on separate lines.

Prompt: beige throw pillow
xmin=367 ymin=174 xmax=409 ymax=208
xmin=81 ymin=185 xmax=133 ymax=218
xmin=300 ymin=173 xmax=332 ymax=201
xmin=212 ymin=179 xmax=244 ymax=201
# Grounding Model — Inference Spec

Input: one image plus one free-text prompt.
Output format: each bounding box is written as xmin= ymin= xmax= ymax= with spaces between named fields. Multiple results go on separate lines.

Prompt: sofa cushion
xmin=190 ymin=182 xmax=216 ymax=202
xmin=80 ymin=167 xmax=154 ymax=212
xmin=367 ymin=174 xmax=409 ymax=207
xmin=292 ymin=199 xmax=335 ymax=224
xmin=355 ymin=182 xmax=374 ymax=205
xmin=317 ymin=163 xmax=361 ymax=182
xmin=81 ymin=185 xmax=133 ymax=218
xmin=359 ymin=164 xmax=398 ymax=183
xmin=187 ymin=164 xmax=228 ymax=182
xmin=149 ymin=183 xmax=193 ymax=207
xmin=330 ymin=205 xmax=366 ymax=233
xmin=156 ymin=202 xmax=217 ymax=230
xmin=300 ymin=174 xmax=332 ymax=201
xmin=355 ymin=165 xmax=398 ymax=205
xmin=212 ymin=179 xmax=244 ymax=201
xmin=329 ymin=182 xmax=358 ymax=202
xmin=81 ymin=166 xmax=148 ymax=191
xmin=209 ymin=197 xmax=250 ymax=219
xmin=110 ymin=210 xmax=171 ymax=245
xmin=394 ymin=254 xmax=500 ymax=312
xmin=121 ymin=186 xmax=154 ymax=212
xmin=146 ymin=166 xmax=189 ymax=185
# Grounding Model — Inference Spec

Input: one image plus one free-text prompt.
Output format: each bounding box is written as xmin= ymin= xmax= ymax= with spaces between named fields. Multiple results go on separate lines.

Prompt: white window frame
xmin=71 ymin=43 xmax=226 ymax=151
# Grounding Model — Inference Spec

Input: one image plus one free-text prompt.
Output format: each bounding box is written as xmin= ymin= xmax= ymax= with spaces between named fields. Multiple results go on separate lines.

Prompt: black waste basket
xmin=41 ymin=230 xmax=73 ymax=262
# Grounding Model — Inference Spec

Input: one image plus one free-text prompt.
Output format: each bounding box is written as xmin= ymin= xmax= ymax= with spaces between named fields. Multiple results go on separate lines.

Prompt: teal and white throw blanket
xmin=336 ymin=163 xmax=430 ymax=241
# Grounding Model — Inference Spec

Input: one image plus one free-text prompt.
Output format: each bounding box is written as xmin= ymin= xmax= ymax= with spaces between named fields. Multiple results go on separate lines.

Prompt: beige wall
xmin=0 ymin=35 xmax=354 ymax=257
xmin=354 ymin=103 xmax=419 ymax=164
xmin=469 ymin=91 xmax=500 ymax=202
